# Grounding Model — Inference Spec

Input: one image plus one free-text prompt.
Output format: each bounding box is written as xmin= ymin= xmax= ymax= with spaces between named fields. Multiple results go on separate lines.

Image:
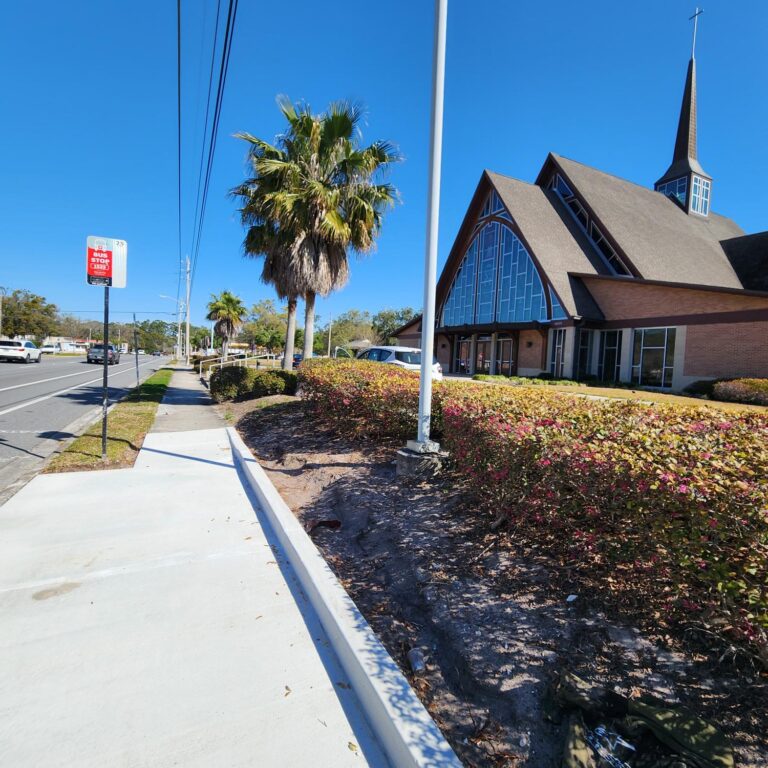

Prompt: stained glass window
xmin=441 ymin=218 xmax=564 ymax=326
xmin=476 ymin=223 xmax=499 ymax=323
xmin=656 ymin=177 xmax=688 ymax=206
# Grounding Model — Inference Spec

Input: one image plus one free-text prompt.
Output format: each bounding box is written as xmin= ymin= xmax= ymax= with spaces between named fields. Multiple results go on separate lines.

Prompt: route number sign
xmin=86 ymin=236 xmax=127 ymax=288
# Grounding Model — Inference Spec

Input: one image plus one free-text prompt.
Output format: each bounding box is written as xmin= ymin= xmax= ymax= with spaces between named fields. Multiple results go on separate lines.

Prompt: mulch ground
xmin=229 ymin=396 xmax=768 ymax=768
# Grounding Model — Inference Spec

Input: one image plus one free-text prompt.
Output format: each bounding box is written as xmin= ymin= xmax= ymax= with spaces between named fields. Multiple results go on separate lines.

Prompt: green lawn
xmin=470 ymin=375 xmax=767 ymax=413
xmin=45 ymin=368 xmax=173 ymax=473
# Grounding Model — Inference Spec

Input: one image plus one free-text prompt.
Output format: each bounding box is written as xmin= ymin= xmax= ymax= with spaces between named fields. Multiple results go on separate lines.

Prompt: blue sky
xmin=1 ymin=1 xmax=765 ymax=327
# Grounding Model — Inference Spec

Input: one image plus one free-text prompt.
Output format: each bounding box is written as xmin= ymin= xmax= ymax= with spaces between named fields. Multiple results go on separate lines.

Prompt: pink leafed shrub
xmin=298 ymin=359 xmax=768 ymax=664
xmin=713 ymin=378 xmax=768 ymax=406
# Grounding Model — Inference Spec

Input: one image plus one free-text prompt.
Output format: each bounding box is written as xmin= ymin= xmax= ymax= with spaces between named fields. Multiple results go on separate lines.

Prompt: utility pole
xmin=176 ymin=308 xmax=182 ymax=359
xmin=327 ymin=313 xmax=333 ymax=357
xmin=185 ymin=255 xmax=191 ymax=362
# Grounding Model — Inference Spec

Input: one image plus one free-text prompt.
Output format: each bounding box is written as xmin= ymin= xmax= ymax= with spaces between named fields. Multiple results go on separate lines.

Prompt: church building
xmin=394 ymin=43 xmax=768 ymax=390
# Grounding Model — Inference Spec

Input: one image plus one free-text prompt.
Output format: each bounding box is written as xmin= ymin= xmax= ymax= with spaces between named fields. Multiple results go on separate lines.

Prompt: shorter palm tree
xmin=206 ymin=291 xmax=247 ymax=360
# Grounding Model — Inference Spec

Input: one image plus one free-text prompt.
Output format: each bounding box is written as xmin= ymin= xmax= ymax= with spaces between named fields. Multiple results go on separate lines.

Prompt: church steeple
xmin=655 ymin=8 xmax=712 ymax=217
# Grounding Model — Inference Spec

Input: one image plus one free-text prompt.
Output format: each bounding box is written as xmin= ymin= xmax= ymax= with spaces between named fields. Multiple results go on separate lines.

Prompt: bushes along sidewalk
xmin=298 ymin=358 xmax=768 ymax=666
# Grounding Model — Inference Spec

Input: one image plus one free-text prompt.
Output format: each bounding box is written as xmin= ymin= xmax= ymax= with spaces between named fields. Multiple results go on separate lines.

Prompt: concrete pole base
xmin=395 ymin=447 xmax=447 ymax=479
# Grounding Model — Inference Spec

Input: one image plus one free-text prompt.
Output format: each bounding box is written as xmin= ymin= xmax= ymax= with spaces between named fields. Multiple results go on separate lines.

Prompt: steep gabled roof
xmin=487 ymin=172 xmax=603 ymax=318
xmin=545 ymin=154 xmax=744 ymax=289
xmin=435 ymin=170 xmax=605 ymax=321
xmin=721 ymin=231 xmax=768 ymax=291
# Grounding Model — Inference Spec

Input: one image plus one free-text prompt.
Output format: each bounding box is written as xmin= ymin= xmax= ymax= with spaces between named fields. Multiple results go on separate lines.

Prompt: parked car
xmin=40 ymin=343 xmax=62 ymax=354
xmin=152 ymin=350 xmax=162 ymax=356
xmin=87 ymin=344 xmax=120 ymax=365
xmin=0 ymin=339 xmax=43 ymax=363
xmin=356 ymin=346 xmax=443 ymax=380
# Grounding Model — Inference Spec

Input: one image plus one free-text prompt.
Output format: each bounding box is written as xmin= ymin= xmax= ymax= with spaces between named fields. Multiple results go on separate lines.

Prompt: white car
xmin=40 ymin=343 xmax=62 ymax=354
xmin=357 ymin=345 xmax=443 ymax=380
xmin=0 ymin=340 xmax=43 ymax=363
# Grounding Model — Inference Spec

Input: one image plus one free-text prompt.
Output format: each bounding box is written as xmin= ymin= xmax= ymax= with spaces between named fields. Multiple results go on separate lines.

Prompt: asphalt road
xmin=0 ymin=354 xmax=169 ymax=504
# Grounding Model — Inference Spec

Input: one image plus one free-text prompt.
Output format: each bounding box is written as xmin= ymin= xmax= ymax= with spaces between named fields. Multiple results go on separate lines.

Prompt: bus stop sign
xmin=86 ymin=236 xmax=127 ymax=287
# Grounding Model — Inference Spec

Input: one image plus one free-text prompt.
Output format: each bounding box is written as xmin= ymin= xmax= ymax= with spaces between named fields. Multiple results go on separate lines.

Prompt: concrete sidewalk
xmin=0 ymin=370 xmax=387 ymax=767
xmin=150 ymin=367 xmax=223 ymax=433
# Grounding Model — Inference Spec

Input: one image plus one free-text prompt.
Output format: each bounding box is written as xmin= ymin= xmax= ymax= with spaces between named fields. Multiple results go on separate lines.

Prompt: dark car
xmin=87 ymin=344 xmax=120 ymax=365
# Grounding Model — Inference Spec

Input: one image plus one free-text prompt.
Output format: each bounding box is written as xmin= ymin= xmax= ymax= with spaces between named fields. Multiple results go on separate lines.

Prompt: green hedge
xmin=210 ymin=367 xmax=296 ymax=402
xmin=472 ymin=373 xmax=581 ymax=386
xmin=298 ymin=358 xmax=768 ymax=665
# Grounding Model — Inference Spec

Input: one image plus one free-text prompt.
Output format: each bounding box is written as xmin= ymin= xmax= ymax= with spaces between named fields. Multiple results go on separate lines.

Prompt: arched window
xmin=441 ymin=215 xmax=567 ymax=326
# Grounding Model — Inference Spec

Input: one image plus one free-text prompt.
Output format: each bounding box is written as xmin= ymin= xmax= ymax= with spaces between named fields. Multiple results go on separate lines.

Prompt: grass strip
xmin=45 ymin=368 xmax=174 ymax=473
xmin=537 ymin=383 xmax=768 ymax=412
xmin=475 ymin=377 xmax=767 ymax=413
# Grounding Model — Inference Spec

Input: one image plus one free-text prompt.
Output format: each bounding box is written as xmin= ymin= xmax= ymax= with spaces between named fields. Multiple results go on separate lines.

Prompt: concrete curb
xmin=226 ymin=427 xmax=461 ymax=768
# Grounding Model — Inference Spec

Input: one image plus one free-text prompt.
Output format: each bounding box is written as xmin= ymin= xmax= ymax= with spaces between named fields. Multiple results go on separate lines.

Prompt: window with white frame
xmin=656 ymin=177 xmax=688 ymax=206
xmin=575 ymin=329 xmax=593 ymax=380
xmin=550 ymin=328 xmax=566 ymax=379
xmin=631 ymin=328 xmax=676 ymax=388
xmin=690 ymin=176 xmax=711 ymax=216
xmin=597 ymin=330 xmax=622 ymax=382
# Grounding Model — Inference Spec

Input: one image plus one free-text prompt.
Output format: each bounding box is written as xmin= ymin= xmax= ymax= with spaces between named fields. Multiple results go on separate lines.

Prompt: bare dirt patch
xmin=235 ymin=397 xmax=767 ymax=768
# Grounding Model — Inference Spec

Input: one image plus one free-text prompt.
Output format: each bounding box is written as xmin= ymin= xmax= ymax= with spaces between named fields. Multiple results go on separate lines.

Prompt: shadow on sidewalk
xmin=138 ymin=446 xmax=234 ymax=469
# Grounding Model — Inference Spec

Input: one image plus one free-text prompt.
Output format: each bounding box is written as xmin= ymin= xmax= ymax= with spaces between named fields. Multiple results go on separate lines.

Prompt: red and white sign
xmin=86 ymin=236 xmax=127 ymax=287
xmin=87 ymin=246 xmax=112 ymax=282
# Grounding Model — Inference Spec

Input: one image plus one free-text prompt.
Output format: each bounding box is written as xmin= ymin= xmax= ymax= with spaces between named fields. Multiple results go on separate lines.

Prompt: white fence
xmin=200 ymin=354 xmax=280 ymax=380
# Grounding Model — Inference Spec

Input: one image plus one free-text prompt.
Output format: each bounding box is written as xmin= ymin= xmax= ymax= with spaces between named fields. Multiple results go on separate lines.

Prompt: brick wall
xmin=684 ymin=321 xmax=768 ymax=378
xmin=436 ymin=334 xmax=451 ymax=367
xmin=582 ymin=279 xmax=768 ymax=320
xmin=395 ymin=331 xmax=421 ymax=347
xmin=518 ymin=330 xmax=545 ymax=370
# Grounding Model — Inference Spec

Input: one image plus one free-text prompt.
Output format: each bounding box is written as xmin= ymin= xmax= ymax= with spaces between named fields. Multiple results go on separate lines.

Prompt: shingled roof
xmin=549 ymin=154 xmax=744 ymax=289
xmin=486 ymin=172 xmax=603 ymax=319
xmin=721 ymin=231 xmax=768 ymax=291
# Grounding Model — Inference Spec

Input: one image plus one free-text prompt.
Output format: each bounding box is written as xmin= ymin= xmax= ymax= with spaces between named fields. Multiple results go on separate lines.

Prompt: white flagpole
xmin=414 ymin=0 xmax=448 ymax=451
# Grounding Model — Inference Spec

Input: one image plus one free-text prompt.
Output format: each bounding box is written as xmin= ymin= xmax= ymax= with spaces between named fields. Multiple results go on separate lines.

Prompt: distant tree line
xmin=0 ymin=288 xmax=180 ymax=353
xmin=0 ymin=287 xmax=419 ymax=359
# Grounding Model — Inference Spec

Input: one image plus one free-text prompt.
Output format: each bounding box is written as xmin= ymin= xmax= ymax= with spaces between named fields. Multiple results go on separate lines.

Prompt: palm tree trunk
xmin=222 ymin=335 xmax=229 ymax=360
xmin=302 ymin=291 xmax=315 ymax=362
xmin=283 ymin=297 xmax=297 ymax=370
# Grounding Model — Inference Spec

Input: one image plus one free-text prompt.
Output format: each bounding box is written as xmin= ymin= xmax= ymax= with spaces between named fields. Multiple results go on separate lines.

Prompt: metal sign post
xmin=133 ymin=312 xmax=140 ymax=390
xmin=101 ymin=287 xmax=110 ymax=458
xmin=86 ymin=236 xmax=128 ymax=461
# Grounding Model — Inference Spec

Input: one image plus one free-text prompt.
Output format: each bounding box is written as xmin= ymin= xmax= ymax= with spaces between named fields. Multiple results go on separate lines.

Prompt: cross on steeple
xmin=654 ymin=7 xmax=712 ymax=216
xmin=690 ymin=7 xmax=704 ymax=58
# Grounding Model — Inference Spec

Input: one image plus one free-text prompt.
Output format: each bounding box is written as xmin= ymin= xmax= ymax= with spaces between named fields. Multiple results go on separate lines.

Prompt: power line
xmin=189 ymin=0 xmax=223 ymax=270
xmin=176 ymin=0 xmax=183 ymax=309
xmin=60 ymin=310 xmax=179 ymax=316
xmin=189 ymin=0 xmax=239 ymax=291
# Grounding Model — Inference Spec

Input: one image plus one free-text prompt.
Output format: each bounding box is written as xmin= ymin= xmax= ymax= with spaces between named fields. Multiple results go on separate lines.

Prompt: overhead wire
xmin=175 ymin=0 xmax=183 ymax=310
xmin=189 ymin=0 xmax=223 ymax=277
xmin=189 ymin=0 xmax=239 ymax=291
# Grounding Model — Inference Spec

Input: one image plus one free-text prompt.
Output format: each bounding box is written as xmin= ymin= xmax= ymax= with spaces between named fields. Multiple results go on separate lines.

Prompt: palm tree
xmin=232 ymin=97 xmax=399 ymax=368
xmin=205 ymin=291 xmax=247 ymax=360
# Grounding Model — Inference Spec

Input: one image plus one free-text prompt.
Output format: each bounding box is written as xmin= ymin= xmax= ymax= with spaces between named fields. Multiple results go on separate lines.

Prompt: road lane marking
xmin=0 ymin=359 xmax=158 ymax=394
xmin=0 ymin=362 xmax=158 ymax=418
